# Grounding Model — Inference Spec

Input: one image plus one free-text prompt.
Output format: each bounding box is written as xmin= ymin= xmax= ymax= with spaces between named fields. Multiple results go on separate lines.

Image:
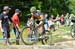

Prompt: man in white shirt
xmin=48 ymin=17 xmax=55 ymax=31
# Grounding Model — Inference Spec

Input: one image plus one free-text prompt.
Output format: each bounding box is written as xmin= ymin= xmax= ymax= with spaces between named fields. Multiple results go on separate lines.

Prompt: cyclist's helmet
xmin=30 ymin=6 xmax=36 ymax=13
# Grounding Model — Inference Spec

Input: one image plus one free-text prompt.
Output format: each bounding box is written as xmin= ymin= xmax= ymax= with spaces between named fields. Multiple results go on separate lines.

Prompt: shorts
xmin=61 ymin=21 xmax=64 ymax=25
xmin=70 ymin=22 xmax=74 ymax=26
xmin=50 ymin=25 xmax=55 ymax=29
xmin=44 ymin=24 xmax=48 ymax=30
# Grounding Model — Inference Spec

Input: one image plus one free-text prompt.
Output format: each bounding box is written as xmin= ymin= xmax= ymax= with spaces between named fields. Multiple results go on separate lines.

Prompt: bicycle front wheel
xmin=20 ymin=27 xmax=38 ymax=45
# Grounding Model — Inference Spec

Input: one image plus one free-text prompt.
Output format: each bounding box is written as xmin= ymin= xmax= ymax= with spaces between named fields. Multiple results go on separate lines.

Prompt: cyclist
xmin=12 ymin=9 xmax=21 ymax=45
xmin=28 ymin=6 xmax=44 ymax=36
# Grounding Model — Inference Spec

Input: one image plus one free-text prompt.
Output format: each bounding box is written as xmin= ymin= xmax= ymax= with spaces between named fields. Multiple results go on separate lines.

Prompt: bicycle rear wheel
xmin=20 ymin=27 xmax=39 ymax=45
xmin=41 ymin=31 xmax=53 ymax=45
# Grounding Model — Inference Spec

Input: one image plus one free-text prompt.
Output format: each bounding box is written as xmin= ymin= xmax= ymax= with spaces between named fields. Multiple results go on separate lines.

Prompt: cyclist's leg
xmin=27 ymin=27 xmax=32 ymax=35
xmin=27 ymin=28 xmax=31 ymax=33
xmin=42 ymin=25 xmax=45 ymax=35
xmin=38 ymin=24 xmax=45 ymax=36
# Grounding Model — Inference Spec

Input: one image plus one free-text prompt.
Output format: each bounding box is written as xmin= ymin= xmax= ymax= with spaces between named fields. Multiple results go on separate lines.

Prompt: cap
xmin=3 ymin=6 xmax=11 ymax=10
xmin=30 ymin=6 xmax=36 ymax=13
xmin=15 ymin=9 xmax=21 ymax=13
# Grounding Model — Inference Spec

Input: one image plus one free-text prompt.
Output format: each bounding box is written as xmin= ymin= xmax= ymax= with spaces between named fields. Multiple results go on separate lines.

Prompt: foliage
xmin=0 ymin=0 xmax=73 ymax=21
xmin=69 ymin=0 xmax=75 ymax=14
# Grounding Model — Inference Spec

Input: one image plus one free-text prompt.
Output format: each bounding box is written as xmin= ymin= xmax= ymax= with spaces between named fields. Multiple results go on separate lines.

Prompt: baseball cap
xmin=3 ymin=6 xmax=11 ymax=10
xmin=15 ymin=9 xmax=21 ymax=13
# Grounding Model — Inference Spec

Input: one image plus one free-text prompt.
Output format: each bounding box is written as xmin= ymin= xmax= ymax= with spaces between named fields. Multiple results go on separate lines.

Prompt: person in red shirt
xmin=60 ymin=14 xmax=65 ymax=25
xmin=12 ymin=9 xmax=21 ymax=45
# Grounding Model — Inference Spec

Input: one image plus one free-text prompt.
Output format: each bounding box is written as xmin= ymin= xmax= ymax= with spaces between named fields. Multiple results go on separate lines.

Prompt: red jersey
xmin=60 ymin=16 xmax=64 ymax=22
xmin=12 ymin=14 xmax=20 ymax=27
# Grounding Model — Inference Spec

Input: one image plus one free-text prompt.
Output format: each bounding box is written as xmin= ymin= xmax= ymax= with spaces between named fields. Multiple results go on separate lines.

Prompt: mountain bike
xmin=20 ymin=20 xmax=52 ymax=45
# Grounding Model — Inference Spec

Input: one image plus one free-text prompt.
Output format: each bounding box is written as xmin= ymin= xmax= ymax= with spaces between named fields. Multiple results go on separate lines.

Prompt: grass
xmin=0 ymin=25 xmax=71 ymax=45
xmin=49 ymin=25 xmax=71 ymax=44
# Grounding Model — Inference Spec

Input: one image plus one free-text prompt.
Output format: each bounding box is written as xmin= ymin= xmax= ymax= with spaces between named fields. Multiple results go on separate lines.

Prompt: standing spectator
xmin=0 ymin=6 xmax=11 ymax=45
xmin=70 ymin=14 xmax=75 ymax=26
xmin=65 ymin=13 xmax=70 ymax=26
xmin=44 ymin=13 xmax=48 ymax=31
xmin=60 ymin=14 xmax=65 ymax=25
xmin=56 ymin=14 xmax=60 ymax=29
xmin=12 ymin=9 xmax=21 ymax=45
xmin=48 ymin=15 xmax=55 ymax=31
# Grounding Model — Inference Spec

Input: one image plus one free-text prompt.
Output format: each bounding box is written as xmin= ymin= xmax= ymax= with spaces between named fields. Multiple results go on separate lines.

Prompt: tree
xmin=69 ymin=0 xmax=75 ymax=14
xmin=0 ymin=0 xmax=71 ymax=22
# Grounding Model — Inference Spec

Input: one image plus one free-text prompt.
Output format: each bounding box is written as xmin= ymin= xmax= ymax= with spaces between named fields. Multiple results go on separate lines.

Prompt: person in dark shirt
xmin=0 ymin=6 xmax=11 ymax=45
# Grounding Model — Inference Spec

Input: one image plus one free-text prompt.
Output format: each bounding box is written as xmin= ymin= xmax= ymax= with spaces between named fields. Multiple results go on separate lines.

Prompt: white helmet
xmin=30 ymin=6 xmax=36 ymax=13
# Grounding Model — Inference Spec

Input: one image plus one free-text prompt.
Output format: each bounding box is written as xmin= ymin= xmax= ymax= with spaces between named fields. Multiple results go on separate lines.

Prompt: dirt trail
xmin=0 ymin=39 xmax=75 ymax=49
xmin=54 ymin=39 xmax=75 ymax=47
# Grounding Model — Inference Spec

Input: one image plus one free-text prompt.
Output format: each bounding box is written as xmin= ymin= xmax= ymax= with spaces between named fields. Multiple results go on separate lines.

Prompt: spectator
xmin=60 ymin=14 xmax=65 ymax=25
xmin=0 ymin=6 xmax=11 ymax=45
xmin=56 ymin=14 xmax=60 ymax=29
xmin=65 ymin=13 xmax=70 ymax=26
xmin=70 ymin=14 xmax=75 ymax=26
xmin=48 ymin=16 xmax=55 ymax=31
xmin=12 ymin=9 xmax=21 ymax=45
xmin=44 ymin=13 xmax=48 ymax=31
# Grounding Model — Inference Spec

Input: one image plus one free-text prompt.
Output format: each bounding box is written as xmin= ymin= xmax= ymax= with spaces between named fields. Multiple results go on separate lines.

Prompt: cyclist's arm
xmin=30 ymin=13 xmax=34 ymax=21
xmin=30 ymin=16 xmax=34 ymax=21
xmin=38 ymin=15 xmax=44 ymax=27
